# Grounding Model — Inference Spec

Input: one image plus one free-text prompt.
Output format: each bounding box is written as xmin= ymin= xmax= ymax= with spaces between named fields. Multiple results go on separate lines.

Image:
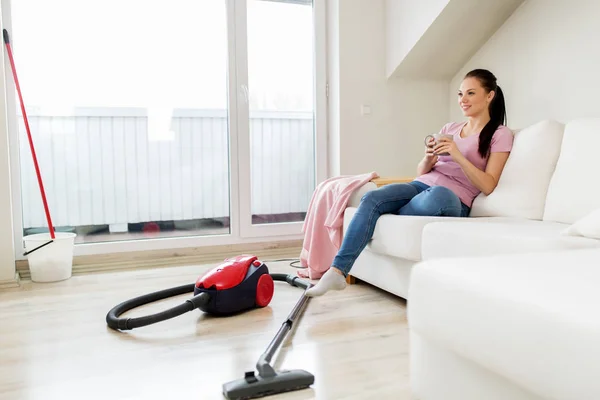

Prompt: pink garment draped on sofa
xmin=298 ymin=171 xmax=379 ymax=280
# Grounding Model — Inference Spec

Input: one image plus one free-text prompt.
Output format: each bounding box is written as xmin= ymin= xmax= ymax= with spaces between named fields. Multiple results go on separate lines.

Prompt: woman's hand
xmin=433 ymin=138 xmax=463 ymax=161
xmin=424 ymin=137 xmax=439 ymax=164
xmin=417 ymin=137 xmax=438 ymax=176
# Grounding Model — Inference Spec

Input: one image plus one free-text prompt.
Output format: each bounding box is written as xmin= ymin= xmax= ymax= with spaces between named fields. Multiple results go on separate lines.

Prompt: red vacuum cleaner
xmin=106 ymin=255 xmax=315 ymax=400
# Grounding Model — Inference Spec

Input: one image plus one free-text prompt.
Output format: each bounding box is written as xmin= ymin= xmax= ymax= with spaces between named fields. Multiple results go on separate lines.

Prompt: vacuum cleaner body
xmin=194 ymin=255 xmax=275 ymax=316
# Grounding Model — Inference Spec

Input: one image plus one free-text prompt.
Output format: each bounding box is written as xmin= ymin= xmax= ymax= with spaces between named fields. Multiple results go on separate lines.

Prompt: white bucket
xmin=23 ymin=232 xmax=77 ymax=283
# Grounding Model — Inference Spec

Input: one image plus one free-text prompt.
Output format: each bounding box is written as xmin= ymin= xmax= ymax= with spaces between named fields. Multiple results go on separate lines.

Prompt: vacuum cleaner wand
xmin=257 ymin=274 xmax=311 ymax=377
xmin=222 ymin=273 xmax=315 ymax=400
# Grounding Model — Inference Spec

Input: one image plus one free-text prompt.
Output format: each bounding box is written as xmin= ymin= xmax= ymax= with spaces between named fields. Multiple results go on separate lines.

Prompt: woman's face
xmin=458 ymin=77 xmax=494 ymax=118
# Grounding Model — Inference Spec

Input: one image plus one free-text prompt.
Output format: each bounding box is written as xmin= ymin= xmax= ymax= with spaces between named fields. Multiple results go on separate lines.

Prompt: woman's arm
xmin=433 ymin=137 xmax=511 ymax=195
xmin=455 ymin=151 xmax=510 ymax=195
xmin=416 ymin=156 xmax=436 ymax=176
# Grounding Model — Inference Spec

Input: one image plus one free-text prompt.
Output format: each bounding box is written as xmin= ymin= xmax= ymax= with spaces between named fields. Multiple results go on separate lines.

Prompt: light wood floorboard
xmin=0 ymin=261 xmax=410 ymax=400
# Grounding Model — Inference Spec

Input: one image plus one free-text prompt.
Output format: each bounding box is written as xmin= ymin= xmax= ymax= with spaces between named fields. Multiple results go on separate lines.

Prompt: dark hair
xmin=464 ymin=69 xmax=507 ymax=158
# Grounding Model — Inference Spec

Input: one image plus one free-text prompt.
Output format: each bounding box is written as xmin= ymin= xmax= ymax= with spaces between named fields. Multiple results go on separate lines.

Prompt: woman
xmin=306 ymin=68 xmax=514 ymax=297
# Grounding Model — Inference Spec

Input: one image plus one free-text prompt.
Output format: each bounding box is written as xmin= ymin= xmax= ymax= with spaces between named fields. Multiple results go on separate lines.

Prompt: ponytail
xmin=477 ymin=84 xmax=506 ymax=158
xmin=464 ymin=69 xmax=507 ymax=158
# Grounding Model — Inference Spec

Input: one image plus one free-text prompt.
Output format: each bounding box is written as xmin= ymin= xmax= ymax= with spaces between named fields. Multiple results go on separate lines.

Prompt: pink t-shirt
xmin=415 ymin=121 xmax=514 ymax=207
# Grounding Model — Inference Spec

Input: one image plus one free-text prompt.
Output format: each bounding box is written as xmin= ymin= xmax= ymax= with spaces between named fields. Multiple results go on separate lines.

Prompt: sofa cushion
xmin=421 ymin=217 xmax=600 ymax=260
xmin=343 ymin=208 xmax=495 ymax=261
xmin=409 ymin=248 xmax=600 ymax=400
xmin=544 ymin=118 xmax=600 ymax=224
xmin=470 ymin=120 xmax=564 ymax=220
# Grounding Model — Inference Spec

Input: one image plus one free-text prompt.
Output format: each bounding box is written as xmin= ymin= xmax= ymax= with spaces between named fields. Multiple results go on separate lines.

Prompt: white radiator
xmin=18 ymin=108 xmax=315 ymax=229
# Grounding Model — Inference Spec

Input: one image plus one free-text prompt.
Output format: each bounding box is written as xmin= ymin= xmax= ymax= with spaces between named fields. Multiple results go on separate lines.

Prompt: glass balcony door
xmin=2 ymin=0 xmax=326 ymax=258
xmin=5 ymin=0 xmax=232 ymax=250
xmin=236 ymin=0 xmax=327 ymax=238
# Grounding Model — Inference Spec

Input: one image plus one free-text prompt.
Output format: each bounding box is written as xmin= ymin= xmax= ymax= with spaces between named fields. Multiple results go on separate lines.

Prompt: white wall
xmin=385 ymin=0 xmax=449 ymax=78
xmin=450 ymin=0 xmax=600 ymax=128
xmin=328 ymin=0 xmax=449 ymax=177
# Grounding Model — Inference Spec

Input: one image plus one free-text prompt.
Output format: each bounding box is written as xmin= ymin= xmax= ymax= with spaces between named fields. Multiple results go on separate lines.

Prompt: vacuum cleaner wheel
xmin=256 ymin=274 xmax=274 ymax=307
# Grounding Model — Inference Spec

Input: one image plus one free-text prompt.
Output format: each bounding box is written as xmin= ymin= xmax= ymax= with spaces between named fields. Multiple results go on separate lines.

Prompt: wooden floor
xmin=0 ymin=261 xmax=410 ymax=400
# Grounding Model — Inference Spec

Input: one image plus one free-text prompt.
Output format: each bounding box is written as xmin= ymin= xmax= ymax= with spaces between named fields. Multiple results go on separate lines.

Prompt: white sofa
xmin=344 ymin=118 xmax=600 ymax=299
xmin=343 ymin=117 xmax=600 ymax=399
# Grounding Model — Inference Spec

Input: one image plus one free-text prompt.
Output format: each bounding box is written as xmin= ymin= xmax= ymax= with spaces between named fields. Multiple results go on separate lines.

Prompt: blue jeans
xmin=332 ymin=181 xmax=470 ymax=276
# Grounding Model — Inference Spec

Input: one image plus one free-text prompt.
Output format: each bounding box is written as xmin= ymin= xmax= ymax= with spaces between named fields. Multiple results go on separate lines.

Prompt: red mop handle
xmin=3 ymin=29 xmax=55 ymax=239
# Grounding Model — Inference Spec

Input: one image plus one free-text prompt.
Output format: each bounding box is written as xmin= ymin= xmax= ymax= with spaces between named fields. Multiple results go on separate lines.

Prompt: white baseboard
xmin=0 ymin=273 xmax=21 ymax=289
xmin=16 ymin=240 xmax=302 ymax=280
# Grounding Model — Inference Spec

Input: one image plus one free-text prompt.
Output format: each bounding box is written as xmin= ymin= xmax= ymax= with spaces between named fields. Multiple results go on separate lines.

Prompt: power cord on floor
xmin=263 ymin=258 xmax=305 ymax=268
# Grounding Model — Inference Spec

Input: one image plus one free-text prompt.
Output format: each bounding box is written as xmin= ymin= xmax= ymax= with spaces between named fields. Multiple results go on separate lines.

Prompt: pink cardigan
xmin=298 ymin=172 xmax=379 ymax=280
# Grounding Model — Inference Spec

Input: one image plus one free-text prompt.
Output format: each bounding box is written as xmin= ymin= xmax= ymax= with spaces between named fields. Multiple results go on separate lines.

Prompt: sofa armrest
xmin=348 ymin=181 xmax=377 ymax=208
xmin=408 ymin=248 xmax=600 ymax=399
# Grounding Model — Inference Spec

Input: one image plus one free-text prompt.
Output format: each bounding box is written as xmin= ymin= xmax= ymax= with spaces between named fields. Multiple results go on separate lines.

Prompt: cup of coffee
xmin=424 ymin=133 xmax=454 ymax=156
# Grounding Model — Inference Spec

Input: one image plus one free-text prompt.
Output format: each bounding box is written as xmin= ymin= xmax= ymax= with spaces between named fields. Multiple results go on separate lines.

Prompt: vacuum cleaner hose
xmin=106 ymin=273 xmax=309 ymax=331
xmin=270 ymin=273 xmax=311 ymax=290
xmin=106 ymin=283 xmax=210 ymax=331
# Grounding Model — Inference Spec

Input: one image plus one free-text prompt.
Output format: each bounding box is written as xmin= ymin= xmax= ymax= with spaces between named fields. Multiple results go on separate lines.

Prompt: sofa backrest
xmin=470 ymin=119 xmax=565 ymax=220
xmin=543 ymin=118 xmax=600 ymax=224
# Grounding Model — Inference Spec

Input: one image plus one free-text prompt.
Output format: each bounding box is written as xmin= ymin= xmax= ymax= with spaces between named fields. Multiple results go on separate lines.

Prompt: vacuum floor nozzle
xmin=223 ymin=369 xmax=314 ymax=400
xmin=222 ymin=273 xmax=315 ymax=399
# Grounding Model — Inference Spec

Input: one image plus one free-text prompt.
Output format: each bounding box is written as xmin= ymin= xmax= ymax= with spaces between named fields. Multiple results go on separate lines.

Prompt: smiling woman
xmin=306 ymin=68 xmax=515 ymax=297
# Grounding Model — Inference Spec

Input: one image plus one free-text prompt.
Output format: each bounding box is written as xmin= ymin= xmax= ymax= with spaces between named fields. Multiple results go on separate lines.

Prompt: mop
xmin=3 ymin=28 xmax=55 ymax=255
